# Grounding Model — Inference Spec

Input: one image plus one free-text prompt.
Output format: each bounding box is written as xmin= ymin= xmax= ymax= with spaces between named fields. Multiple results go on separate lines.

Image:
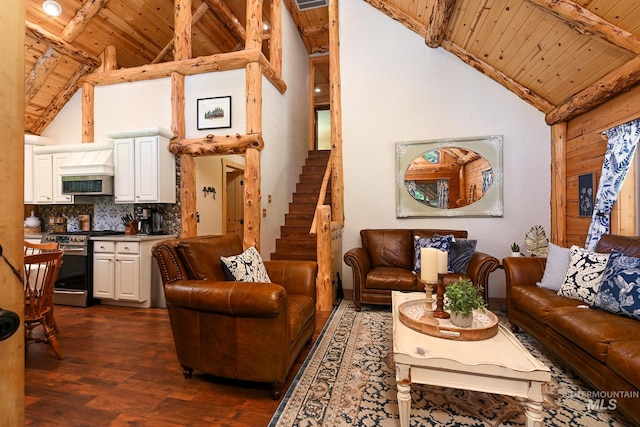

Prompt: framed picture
xmin=197 ymin=96 xmax=231 ymax=130
xmin=578 ymin=172 xmax=595 ymax=217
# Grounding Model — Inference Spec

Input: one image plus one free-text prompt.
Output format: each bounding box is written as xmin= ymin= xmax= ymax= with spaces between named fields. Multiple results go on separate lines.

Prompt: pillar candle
xmin=421 ymin=247 xmax=438 ymax=283
xmin=437 ymin=250 xmax=448 ymax=274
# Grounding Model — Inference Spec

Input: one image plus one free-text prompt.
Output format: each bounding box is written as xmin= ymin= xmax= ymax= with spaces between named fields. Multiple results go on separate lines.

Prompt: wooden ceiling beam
xmin=282 ymin=0 xmax=314 ymax=53
xmin=25 ymin=0 xmax=111 ymax=125
xmin=152 ymin=1 xmax=209 ymax=64
xmin=425 ymin=0 xmax=457 ymax=48
xmin=545 ymin=54 xmax=640 ymax=125
xmin=363 ymin=0 xmax=554 ymax=113
xmin=525 ymin=0 xmax=640 ymax=55
xmin=203 ymin=0 xmax=246 ymax=43
xmin=303 ymin=24 xmax=329 ymax=36
xmin=169 ymin=133 xmax=265 ymax=155
xmin=25 ymin=21 xmax=101 ymax=67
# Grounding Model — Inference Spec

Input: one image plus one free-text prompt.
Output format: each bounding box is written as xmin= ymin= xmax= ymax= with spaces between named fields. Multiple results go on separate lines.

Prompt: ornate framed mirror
xmin=396 ymin=135 xmax=503 ymax=217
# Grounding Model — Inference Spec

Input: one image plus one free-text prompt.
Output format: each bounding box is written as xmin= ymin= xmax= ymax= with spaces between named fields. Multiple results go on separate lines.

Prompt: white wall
xmin=340 ymin=2 xmax=552 ymax=298
xmin=260 ymin=5 xmax=311 ymax=258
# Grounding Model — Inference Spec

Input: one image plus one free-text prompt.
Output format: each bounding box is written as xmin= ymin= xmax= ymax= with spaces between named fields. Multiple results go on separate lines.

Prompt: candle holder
xmin=419 ymin=280 xmax=438 ymax=325
xmin=433 ymin=277 xmax=450 ymax=319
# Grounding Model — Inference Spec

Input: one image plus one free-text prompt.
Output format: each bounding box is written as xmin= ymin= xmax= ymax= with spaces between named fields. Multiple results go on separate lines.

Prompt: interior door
xmin=226 ymin=169 xmax=244 ymax=241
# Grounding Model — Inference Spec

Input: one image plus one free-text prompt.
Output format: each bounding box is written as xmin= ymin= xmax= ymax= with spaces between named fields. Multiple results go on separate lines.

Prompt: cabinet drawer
xmin=94 ymin=241 xmax=116 ymax=253
xmin=116 ymin=241 xmax=140 ymax=254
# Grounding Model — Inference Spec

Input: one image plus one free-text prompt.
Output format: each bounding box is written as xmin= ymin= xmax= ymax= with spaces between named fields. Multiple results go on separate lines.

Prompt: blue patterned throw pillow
xmin=220 ymin=247 xmax=271 ymax=283
xmin=592 ymin=250 xmax=640 ymax=321
xmin=413 ymin=234 xmax=452 ymax=273
xmin=557 ymin=246 xmax=609 ymax=304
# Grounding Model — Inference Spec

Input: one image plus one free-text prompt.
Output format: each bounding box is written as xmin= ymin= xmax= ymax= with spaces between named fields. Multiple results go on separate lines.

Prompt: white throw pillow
xmin=557 ymin=245 xmax=609 ymax=303
xmin=536 ymin=242 xmax=572 ymax=291
xmin=220 ymin=247 xmax=271 ymax=283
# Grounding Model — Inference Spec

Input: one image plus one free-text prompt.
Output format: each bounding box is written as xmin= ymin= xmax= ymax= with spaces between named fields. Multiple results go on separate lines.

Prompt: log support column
xmin=551 ymin=122 xmax=567 ymax=246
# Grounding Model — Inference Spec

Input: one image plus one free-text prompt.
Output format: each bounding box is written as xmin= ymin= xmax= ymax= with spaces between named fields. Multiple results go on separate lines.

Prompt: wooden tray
xmin=398 ymin=299 xmax=499 ymax=341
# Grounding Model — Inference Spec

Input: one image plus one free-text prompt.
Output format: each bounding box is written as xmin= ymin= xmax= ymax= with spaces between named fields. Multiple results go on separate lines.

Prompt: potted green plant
xmin=444 ymin=277 xmax=486 ymax=327
xmin=510 ymin=242 xmax=521 ymax=257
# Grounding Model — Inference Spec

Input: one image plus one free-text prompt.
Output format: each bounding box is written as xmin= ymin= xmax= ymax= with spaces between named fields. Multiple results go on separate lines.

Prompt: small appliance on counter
xmin=135 ymin=207 xmax=164 ymax=234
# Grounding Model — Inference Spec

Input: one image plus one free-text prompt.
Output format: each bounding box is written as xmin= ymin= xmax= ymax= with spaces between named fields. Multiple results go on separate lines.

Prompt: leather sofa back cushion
xmin=177 ymin=235 xmax=244 ymax=281
xmin=361 ymin=229 xmax=413 ymax=269
xmin=596 ymin=234 xmax=640 ymax=257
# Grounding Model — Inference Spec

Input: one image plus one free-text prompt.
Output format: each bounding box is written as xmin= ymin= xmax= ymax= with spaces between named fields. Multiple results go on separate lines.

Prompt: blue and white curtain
xmin=585 ymin=118 xmax=640 ymax=250
xmin=482 ymin=169 xmax=493 ymax=195
xmin=437 ymin=179 xmax=449 ymax=209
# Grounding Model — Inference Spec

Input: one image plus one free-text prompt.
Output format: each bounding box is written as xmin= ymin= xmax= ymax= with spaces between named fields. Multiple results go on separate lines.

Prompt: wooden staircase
xmin=270 ymin=150 xmax=331 ymax=261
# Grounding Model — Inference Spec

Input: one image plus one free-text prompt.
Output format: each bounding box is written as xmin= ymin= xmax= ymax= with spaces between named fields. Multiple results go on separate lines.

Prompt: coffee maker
xmin=151 ymin=210 xmax=164 ymax=234
xmin=136 ymin=207 xmax=153 ymax=235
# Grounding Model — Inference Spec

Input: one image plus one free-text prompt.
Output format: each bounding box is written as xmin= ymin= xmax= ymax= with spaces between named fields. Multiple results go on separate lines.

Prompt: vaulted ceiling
xmin=24 ymin=0 xmax=640 ymax=135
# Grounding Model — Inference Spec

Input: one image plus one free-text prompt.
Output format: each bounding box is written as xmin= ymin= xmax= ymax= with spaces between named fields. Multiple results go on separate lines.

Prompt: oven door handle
xmin=54 ymin=290 xmax=87 ymax=295
xmin=63 ymin=248 xmax=87 ymax=254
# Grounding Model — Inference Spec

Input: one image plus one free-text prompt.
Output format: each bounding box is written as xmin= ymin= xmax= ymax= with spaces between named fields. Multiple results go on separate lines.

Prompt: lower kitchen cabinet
xmin=93 ymin=239 xmax=152 ymax=307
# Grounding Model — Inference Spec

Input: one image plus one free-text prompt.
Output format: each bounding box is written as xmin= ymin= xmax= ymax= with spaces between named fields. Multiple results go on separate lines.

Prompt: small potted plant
xmin=510 ymin=242 xmax=521 ymax=257
xmin=444 ymin=277 xmax=486 ymax=327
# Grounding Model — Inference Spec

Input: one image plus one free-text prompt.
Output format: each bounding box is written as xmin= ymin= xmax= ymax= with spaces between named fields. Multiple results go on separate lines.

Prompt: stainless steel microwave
xmin=61 ymin=175 xmax=114 ymax=195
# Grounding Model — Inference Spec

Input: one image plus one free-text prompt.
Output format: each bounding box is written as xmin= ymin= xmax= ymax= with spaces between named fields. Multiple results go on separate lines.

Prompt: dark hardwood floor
xmin=25 ymin=303 xmax=332 ymax=426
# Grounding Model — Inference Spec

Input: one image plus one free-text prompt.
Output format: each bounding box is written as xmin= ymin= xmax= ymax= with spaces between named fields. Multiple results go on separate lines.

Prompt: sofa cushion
xmin=511 ymin=286 xmax=582 ymax=323
xmin=365 ymin=266 xmax=416 ymax=291
xmin=537 ymin=242 xmax=571 ymax=291
xmin=448 ymin=238 xmax=477 ymax=274
xmin=361 ymin=229 xmax=413 ymax=269
xmin=412 ymin=234 xmax=452 ymax=273
xmin=547 ymin=306 xmax=640 ymax=362
xmin=220 ymin=246 xmax=271 ymax=283
xmin=177 ymin=235 xmax=243 ymax=281
xmin=558 ymin=246 xmax=609 ymax=303
xmin=592 ymin=250 xmax=640 ymax=321
xmin=607 ymin=341 xmax=640 ymax=389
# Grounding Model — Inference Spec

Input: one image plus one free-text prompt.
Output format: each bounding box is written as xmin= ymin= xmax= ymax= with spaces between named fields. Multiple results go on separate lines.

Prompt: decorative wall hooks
xmin=202 ymin=186 xmax=216 ymax=199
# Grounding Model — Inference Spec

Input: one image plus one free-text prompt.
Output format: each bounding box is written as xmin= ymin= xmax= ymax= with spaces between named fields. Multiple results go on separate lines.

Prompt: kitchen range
xmin=42 ymin=230 xmax=125 ymax=307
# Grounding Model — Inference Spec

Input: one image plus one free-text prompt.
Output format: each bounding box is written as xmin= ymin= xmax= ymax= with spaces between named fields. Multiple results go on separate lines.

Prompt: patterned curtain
xmin=585 ymin=118 xmax=640 ymax=250
xmin=482 ymin=169 xmax=493 ymax=195
xmin=437 ymin=179 xmax=449 ymax=209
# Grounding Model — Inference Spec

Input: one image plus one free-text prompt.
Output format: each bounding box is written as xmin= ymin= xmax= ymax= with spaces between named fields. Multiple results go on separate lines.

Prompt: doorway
xmin=222 ymin=159 xmax=244 ymax=241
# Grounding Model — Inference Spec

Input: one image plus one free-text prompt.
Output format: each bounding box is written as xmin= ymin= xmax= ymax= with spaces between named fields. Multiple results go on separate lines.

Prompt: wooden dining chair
xmin=24 ymin=249 xmax=64 ymax=359
xmin=24 ymin=240 xmax=61 ymax=333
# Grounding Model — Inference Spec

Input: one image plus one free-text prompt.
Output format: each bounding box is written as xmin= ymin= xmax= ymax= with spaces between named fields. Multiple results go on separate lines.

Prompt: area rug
xmin=269 ymin=300 xmax=631 ymax=427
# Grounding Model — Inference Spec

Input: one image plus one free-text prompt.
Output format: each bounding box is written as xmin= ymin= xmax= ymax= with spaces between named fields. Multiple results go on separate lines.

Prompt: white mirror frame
xmin=396 ymin=135 xmax=504 ymax=217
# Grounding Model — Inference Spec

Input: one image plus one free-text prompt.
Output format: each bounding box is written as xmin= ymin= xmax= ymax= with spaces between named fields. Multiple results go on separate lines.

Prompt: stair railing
xmin=310 ymin=151 xmax=342 ymax=311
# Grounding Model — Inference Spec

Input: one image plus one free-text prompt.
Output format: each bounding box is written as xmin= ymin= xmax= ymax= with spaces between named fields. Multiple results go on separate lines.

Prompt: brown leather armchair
xmin=152 ymin=234 xmax=317 ymax=399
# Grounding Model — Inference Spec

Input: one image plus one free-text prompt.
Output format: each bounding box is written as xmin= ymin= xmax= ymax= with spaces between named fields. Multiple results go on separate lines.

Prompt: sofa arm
xmin=502 ymin=257 xmax=546 ymax=289
xmin=164 ymin=279 xmax=287 ymax=317
xmin=465 ymin=251 xmax=500 ymax=301
xmin=264 ymin=260 xmax=317 ymax=299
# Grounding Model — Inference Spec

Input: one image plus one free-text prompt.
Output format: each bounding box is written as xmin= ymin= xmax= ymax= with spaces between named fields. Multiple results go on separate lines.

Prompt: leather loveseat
xmin=152 ymin=234 xmax=317 ymax=399
xmin=503 ymin=234 xmax=640 ymax=424
xmin=343 ymin=229 xmax=499 ymax=311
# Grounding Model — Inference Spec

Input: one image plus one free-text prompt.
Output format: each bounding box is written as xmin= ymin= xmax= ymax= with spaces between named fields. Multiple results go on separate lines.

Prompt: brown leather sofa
xmin=504 ymin=234 xmax=640 ymax=424
xmin=343 ymin=229 xmax=499 ymax=311
xmin=152 ymin=234 xmax=317 ymax=399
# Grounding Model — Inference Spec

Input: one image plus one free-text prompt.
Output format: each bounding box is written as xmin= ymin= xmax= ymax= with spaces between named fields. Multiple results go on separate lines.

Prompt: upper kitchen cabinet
xmin=108 ymin=128 xmax=176 ymax=204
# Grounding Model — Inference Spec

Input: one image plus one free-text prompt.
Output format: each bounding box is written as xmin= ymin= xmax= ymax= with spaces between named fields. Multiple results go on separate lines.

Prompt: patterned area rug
xmin=269 ymin=300 xmax=631 ymax=427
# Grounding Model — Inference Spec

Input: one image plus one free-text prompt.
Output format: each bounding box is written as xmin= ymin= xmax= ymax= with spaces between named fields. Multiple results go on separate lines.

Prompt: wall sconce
xmin=202 ymin=186 xmax=216 ymax=199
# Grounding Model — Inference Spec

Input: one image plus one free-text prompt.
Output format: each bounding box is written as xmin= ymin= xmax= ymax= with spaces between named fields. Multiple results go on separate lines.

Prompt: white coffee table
xmin=392 ymin=291 xmax=551 ymax=427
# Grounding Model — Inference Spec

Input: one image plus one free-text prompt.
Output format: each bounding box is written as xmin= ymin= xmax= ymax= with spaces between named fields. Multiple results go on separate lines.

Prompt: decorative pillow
xmin=592 ymin=250 xmax=640 ymax=321
xmin=220 ymin=247 xmax=271 ymax=283
xmin=557 ymin=246 xmax=609 ymax=303
xmin=448 ymin=238 xmax=477 ymax=274
xmin=413 ymin=234 xmax=453 ymax=273
xmin=536 ymin=242 xmax=572 ymax=291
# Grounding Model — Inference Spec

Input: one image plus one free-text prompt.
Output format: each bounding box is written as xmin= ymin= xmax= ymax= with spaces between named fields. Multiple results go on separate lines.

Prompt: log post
xmin=0 ymin=0 xmax=25 ymax=423
xmin=243 ymin=0 xmax=264 ymax=250
xmin=81 ymin=82 xmax=94 ymax=143
xmin=316 ymin=205 xmax=333 ymax=311
xmin=269 ymin=0 xmax=282 ymax=76
xmin=328 ymin=0 xmax=344 ymax=224
xmin=551 ymin=122 xmax=567 ymax=246
xmin=102 ymin=45 xmax=117 ymax=71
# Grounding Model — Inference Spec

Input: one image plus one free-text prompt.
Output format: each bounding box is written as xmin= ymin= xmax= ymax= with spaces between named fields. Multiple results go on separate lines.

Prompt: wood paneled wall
xmin=563 ymin=84 xmax=640 ymax=246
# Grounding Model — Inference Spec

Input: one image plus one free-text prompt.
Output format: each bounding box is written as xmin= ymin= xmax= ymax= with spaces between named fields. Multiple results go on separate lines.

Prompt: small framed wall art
xmin=197 ymin=96 xmax=231 ymax=130
xmin=578 ymin=172 xmax=595 ymax=217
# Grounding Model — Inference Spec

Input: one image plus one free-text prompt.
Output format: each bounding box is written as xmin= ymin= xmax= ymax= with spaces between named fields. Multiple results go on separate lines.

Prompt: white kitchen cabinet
xmin=24 ymin=144 xmax=34 ymax=204
xmin=92 ymin=239 xmax=151 ymax=307
xmin=32 ymin=151 xmax=74 ymax=204
xmin=113 ymin=134 xmax=175 ymax=204
xmin=33 ymin=154 xmax=53 ymax=204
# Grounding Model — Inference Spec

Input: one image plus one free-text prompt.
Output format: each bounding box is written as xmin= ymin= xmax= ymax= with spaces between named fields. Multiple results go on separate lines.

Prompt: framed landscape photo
xmin=197 ymin=96 xmax=231 ymax=130
xmin=578 ymin=172 xmax=595 ymax=217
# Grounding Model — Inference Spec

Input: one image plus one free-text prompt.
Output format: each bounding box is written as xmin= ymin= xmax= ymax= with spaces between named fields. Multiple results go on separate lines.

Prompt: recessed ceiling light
xmin=315 ymin=87 xmax=321 ymax=93
xmin=42 ymin=0 xmax=62 ymax=17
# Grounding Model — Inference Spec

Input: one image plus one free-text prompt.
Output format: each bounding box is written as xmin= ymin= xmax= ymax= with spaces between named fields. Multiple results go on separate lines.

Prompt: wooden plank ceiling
xmin=24 ymin=0 xmax=640 ymax=135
